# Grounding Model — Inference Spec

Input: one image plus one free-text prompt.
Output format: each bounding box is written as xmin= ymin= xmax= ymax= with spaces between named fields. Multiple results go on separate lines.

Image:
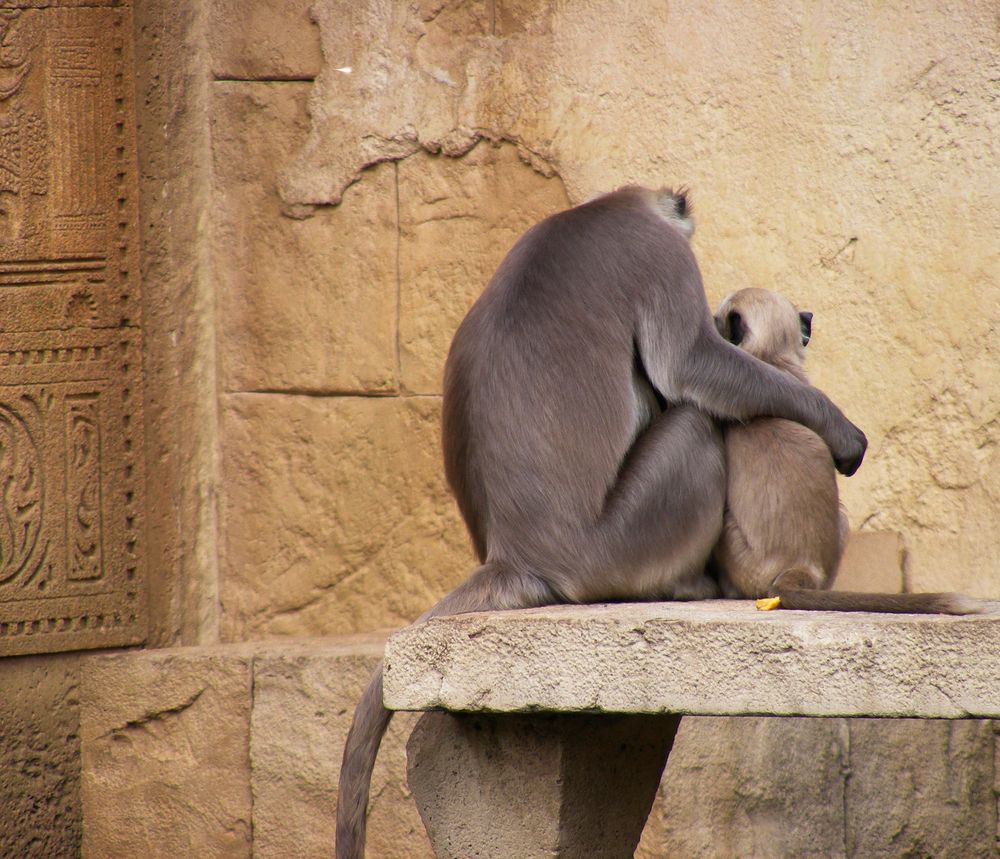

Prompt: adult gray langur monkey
xmin=713 ymin=287 xmax=983 ymax=615
xmin=336 ymin=186 xmax=868 ymax=859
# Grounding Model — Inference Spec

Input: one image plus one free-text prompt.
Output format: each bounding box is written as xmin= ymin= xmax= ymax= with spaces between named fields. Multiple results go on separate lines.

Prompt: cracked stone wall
xmin=121 ymin=0 xmax=1000 ymax=856
xmin=191 ymin=0 xmax=1000 ymax=648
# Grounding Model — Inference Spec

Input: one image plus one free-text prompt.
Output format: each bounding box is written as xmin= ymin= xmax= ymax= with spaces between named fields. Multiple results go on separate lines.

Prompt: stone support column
xmin=406 ymin=711 xmax=679 ymax=859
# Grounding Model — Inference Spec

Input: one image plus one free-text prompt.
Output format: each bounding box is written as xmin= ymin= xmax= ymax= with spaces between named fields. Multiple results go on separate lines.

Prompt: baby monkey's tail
xmin=774 ymin=587 xmax=984 ymax=615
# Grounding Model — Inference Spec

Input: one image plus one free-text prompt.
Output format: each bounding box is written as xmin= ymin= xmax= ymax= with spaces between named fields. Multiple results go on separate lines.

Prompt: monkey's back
xmin=718 ymin=417 xmax=845 ymax=598
xmin=441 ymin=187 xmax=710 ymax=585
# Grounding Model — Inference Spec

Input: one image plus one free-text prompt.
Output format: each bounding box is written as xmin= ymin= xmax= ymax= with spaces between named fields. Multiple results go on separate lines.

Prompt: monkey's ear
xmin=726 ymin=310 xmax=746 ymax=345
xmin=799 ymin=311 xmax=813 ymax=346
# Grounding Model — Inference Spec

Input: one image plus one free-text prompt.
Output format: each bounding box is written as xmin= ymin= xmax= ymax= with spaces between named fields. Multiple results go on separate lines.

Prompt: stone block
xmin=384 ymin=601 xmax=1000 ymax=716
xmin=212 ymin=83 xmax=398 ymax=394
xmin=134 ymin=0 xmax=221 ymax=647
xmin=0 ymin=653 xmax=83 ymax=859
xmin=209 ymin=0 xmax=322 ymax=80
xmin=845 ymin=718 xmax=995 ymax=858
xmin=640 ymin=716 xmax=849 ymax=858
xmin=251 ymin=636 xmax=431 ymax=859
xmin=408 ymin=711 xmax=678 ymax=859
xmin=640 ymin=716 xmax=997 ymax=858
xmin=80 ymin=648 xmax=253 ymax=858
xmin=398 ymin=144 xmax=569 ymax=393
xmin=219 ymin=393 xmax=470 ymax=639
xmin=834 ymin=531 xmax=904 ymax=593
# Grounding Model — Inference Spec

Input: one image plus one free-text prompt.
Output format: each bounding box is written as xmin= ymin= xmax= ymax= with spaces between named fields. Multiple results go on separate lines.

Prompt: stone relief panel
xmin=0 ymin=2 xmax=137 ymax=333
xmin=0 ymin=0 xmax=144 ymax=656
xmin=0 ymin=332 xmax=144 ymax=655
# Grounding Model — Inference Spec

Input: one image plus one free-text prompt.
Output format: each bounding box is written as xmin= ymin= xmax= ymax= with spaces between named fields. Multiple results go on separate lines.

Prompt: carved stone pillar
xmin=0 ymin=1 xmax=144 ymax=656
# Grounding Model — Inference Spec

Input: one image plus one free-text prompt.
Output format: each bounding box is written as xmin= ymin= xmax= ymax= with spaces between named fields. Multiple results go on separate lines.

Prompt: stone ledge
xmin=383 ymin=601 xmax=1000 ymax=718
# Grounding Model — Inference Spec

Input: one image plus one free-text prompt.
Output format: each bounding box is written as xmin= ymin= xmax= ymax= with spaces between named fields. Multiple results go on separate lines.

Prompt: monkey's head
xmin=715 ymin=288 xmax=813 ymax=367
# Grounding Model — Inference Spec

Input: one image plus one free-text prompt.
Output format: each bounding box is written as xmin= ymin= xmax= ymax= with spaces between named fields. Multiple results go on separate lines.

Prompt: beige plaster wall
xmin=196 ymin=0 xmax=999 ymax=643
xmin=123 ymin=1 xmax=999 ymax=854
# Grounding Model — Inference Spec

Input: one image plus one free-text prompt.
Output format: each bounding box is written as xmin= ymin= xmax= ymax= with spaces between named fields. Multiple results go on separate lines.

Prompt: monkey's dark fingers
xmin=834 ymin=424 xmax=867 ymax=476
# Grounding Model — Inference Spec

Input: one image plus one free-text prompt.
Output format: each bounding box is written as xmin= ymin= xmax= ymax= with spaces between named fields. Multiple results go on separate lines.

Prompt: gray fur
xmin=336 ymin=187 xmax=868 ymax=858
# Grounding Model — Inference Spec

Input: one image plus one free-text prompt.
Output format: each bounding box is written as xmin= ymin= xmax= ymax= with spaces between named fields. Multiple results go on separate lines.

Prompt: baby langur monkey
xmin=713 ymin=288 xmax=982 ymax=614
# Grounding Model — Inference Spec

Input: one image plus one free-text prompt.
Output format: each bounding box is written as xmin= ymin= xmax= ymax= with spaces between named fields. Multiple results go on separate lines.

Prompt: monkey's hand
xmin=831 ymin=421 xmax=867 ymax=476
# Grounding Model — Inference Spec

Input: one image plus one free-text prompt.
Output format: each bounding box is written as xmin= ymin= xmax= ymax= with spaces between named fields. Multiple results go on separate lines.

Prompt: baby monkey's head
xmin=715 ymin=288 xmax=813 ymax=368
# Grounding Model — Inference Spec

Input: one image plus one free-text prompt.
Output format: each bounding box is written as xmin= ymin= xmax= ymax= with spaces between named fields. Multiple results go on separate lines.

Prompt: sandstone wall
xmin=0 ymin=653 xmax=84 ymax=858
xmin=192 ymin=0 xmax=998 ymax=644
xmin=122 ymin=1 xmax=1000 ymax=857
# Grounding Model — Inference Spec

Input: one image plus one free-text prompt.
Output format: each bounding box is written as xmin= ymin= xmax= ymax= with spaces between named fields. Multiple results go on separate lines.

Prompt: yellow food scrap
xmin=756 ymin=596 xmax=782 ymax=611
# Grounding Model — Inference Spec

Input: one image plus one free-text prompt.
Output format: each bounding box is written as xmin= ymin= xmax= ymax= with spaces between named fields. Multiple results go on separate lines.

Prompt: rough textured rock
xmin=845 ymin=718 xmax=995 ymax=858
xmin=384 ymin=601 xmax=1000 ymax=717
xmin=398 ymin=143 xmax=570 ymax=393
xmin=408 ymin=711 xmax=678 ymax=859
xmin=219 ymin=394 xmax=469 ymax=640
xmin=135 ymin=0 xmax=221 ymax=646
xmin=80 ymin=648 xmax=253 ymax=858
xmin=209 ymin=0 xmax=321 ymax=80
xmin=639 ymin=716 xmax=997 ymax=859
xmin=251 ymin=636 xmax=431 ymax=859
xmin=640 ymin=716 xmax=850 ymax=859
xmin=0 ymin=653 xmax=83 ymax=859
xmin=279 ymin=0 xmax=1000 ymax=601
xmin=0 ymin=3 xmax=147 ymax=657
xmin=69 ymin=638 xmax=1000 ymax=859
xmin=212 ymin=83 xmax=399 ymax=394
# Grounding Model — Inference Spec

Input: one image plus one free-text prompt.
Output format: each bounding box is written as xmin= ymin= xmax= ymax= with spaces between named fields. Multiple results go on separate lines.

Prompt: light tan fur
xmin=713 ymin=288 xmax=848 ymax=597
xmin=712 ymin=288 xmax=983 ymax=616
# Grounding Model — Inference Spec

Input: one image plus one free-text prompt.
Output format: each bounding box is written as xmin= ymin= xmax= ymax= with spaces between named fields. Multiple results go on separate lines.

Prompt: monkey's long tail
xmin=335 ymin=561 xmax=556 ymax=859
xmin=775 ymin=587 xmax=984 ymax=615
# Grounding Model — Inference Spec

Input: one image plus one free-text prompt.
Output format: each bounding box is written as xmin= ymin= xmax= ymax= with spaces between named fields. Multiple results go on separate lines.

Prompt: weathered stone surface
xmin=0 ymin=4 xmax=140 ymax=329
xmin=134 ymin=0 xmax=221 ymax=647
xmin=834 ymin=531 xmax=904 ymax=593
xmin=212 ymin=83 xmax=398 ymax=394
xmin=280 ymin=0 xmax=1000 ymax=602
xmin=384 ymin=602 xmax=1000 ymax=716
xmin=0 ymin=3 xmax=147 ymax=656
xmin=251 ymin=636 xmax=431 ymax=859
xmin=0 ymin=329 xmax=146 ymax=657
xmin=209 ymin=0 xmax=322 ymax=80
xmin=398 ymin=143 xmax=570 ymax=393
xmin=995 ymin=724 xmax=1000 ymax=851
xmin=219 ymin=394 xmax=469 ymax=640
xmin=640 ymin=716 xmax=849 ymax=859
xmin=68 ymin=639 xmax=1000 ymax=859
xmin=639 ymin=716 xmax=997 ymax=859
xmin=0 ymin=652 xmax=83 ymax=859
xmin=845 ymin=718 xmax=995 ymax=858
xmin=409 ymin=711 xmax=678 ymax=859
xmin=80 ymin=648 xmax=253 ymax=858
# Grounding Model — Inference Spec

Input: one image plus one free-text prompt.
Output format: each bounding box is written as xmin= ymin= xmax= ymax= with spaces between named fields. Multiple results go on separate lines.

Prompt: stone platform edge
xmin=383 ymin=600 xmax=1000 ymax=718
